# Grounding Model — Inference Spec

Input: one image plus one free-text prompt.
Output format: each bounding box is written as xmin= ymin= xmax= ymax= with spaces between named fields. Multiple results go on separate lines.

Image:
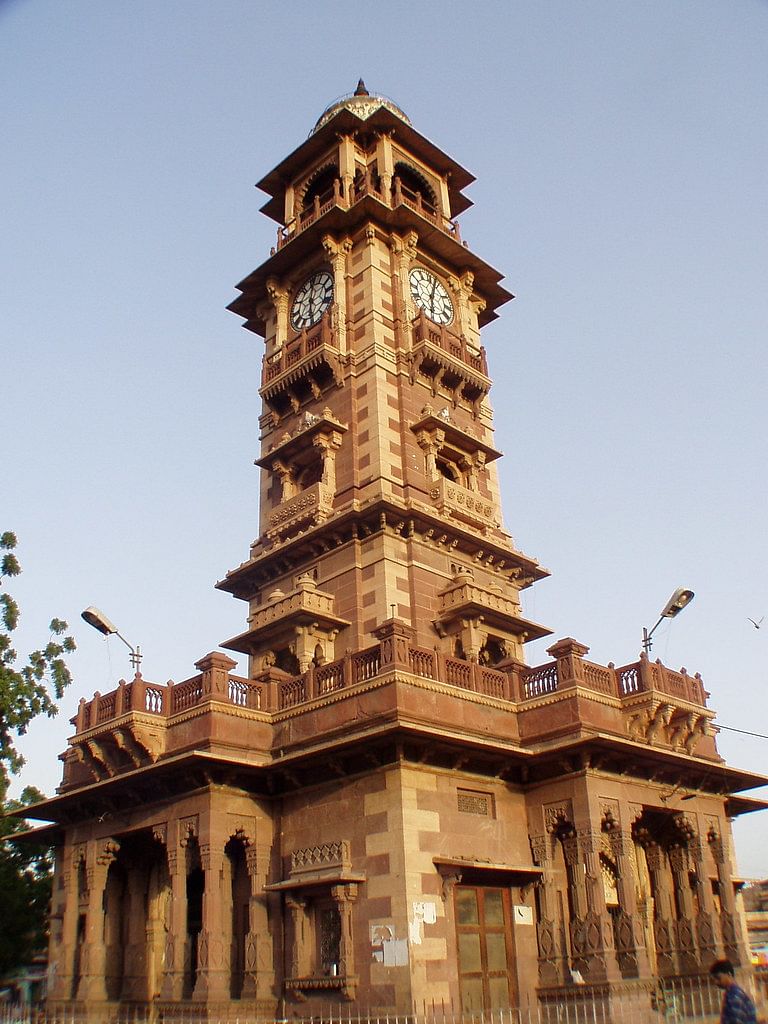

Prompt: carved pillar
xmin=416 ymin=427 xmax=445 ymax=481
xmin=709 ymin=830 xmax=744 ymax=965
xmin=160 ymin=844 xmax=187 ymax=1000
xmin=459 ymin=616 xmax=486 ymax=664
xmin=49 ymin=846 xmax=79 ymax=1000
xmin=313 ymin=429 xmax=343 ymax=493
xmin=690 ymin=838 xmax=719 ymax=961
xmin=472 ymin=450 xmax=486 ymax=490
xmin=447 ymin=270 xmax=476 ymax=343
xmin=240 ymin=844 xmax=259 ymax=998
xmin=669 ymin=846 xmax=698 ymax=973
xmin=193 ymin=844 xmax=229 ymax=1000
xmin=266 ymin=277 xmax=290 ymax=347
xmin=272 ymin=459 xmax=296 ymax=502
xmin=76 ymin=840 xmax=117 ymax=1002
xmin=285 ymin=894 xmax=307 ymax=979
xmin=322 ymin=234 xmax=352 ymax=353
xmin=390 ymin=230 xmax=418 ymax=331
xmin=644 ymin=843 xmax=677 ymax=976
xmin=530 ymin=834 xmax=568 ymax=986
xmin=568 ymin=828 xmax=619 ymax=983
xmin=607 ymin=828 xmax=651 ymax=979
xmin=331 ymin=883 xmax=358 ymax=981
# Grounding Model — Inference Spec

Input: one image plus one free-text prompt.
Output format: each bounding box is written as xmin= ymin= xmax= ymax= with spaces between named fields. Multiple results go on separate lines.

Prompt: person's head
xmin=710 ymin=960 xmax=735 ymax=989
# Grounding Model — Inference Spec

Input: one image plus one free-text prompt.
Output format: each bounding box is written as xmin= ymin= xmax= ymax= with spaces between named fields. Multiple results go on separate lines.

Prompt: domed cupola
xmin=311 ymin=79 xmax=410 ymax=135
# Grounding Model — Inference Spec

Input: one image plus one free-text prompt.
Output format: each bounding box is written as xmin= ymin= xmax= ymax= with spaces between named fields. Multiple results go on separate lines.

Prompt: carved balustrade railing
xmin=519 ymin=648 xmax=707 ymax=708
xmin=412 ymin=313 xmax=488 ymax=375
xmin=71 ymin=637 xmax=707 ymax=737
xmin=72 ymin=665 xmax=261 ymax=734
xmin=278 ymin=646 xmax=383 ymax=709
xmin=274 ymin=174 xmax=461 ymax=251
xmin=262 ymin=315 xmax=337 ymax=387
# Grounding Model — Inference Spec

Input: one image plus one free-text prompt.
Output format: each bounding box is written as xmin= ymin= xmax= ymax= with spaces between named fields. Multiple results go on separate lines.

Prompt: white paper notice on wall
xmin=382 ymin=938 xmax=409 ymax=966
xmin=513 ymin=904 xmax=534 ymax=925
xmin=413 ymin=900 xmax=436 ymax=924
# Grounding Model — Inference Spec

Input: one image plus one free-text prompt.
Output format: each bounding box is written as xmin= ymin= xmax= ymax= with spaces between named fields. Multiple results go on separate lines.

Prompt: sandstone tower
xmin=26 ymin=84 xmax=764 ymax=1021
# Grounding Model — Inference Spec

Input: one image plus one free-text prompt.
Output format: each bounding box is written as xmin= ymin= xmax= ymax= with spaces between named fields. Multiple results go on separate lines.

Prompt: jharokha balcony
xmin=260 ymin=313 xmax=341 ymax=412
xmin=60 ymin=628 xmax=720 ymax=793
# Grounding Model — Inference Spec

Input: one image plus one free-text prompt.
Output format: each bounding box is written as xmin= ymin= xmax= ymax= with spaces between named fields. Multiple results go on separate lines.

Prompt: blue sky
xmin=3 ymin=0 xmax=767 ymax=875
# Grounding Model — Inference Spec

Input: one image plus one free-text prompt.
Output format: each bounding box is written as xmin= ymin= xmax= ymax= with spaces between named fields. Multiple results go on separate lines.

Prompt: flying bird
xmin=747 ymin=616 xmax=764 ymax=629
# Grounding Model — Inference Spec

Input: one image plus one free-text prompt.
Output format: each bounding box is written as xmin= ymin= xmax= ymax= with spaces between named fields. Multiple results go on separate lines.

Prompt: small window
xmin=458 ymin=789 xmax=494 ymax=818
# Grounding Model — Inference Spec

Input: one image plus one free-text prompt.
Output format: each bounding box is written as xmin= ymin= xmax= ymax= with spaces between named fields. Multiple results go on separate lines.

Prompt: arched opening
xmin=436 ymin=456 xmax=461 ymax=482
xmin=275 ymin=648 xmax=300 ymax=676
xmin=296 ymin=458 xmax=324 ymax=489
xmin=478 ymin=637 xmax=507 ymax=667
xmin=302 ymin=165 xmax=338 ymax=212
xmin=394 ymin=162 xmax=437 ymax=215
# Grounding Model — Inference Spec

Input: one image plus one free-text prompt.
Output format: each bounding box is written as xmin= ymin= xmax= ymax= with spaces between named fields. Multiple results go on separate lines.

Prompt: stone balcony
xmin=222 ymin=573 xmax=350 ymax=657
xmin=260 ymin=313 xmax=342 ymax=414
xmin=428 ymin=477 xmax=499 ymax=533
xmin=60 ymin=629 xmax=723 ymax=794
xmin=266 ymin=480 xmax=335 ymax=540
xmin=409 ymin=313 xmax=490 ymax=410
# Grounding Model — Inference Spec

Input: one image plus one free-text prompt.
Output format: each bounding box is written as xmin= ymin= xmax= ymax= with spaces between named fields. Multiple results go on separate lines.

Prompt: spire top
xmin=355 ymin=79 xmax=369 ymax=96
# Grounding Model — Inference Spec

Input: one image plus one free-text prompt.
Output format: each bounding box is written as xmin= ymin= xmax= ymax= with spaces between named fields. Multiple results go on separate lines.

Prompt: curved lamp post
xmin=81 ymin=606 xmax=143 ymax=671
xmin=642 ymin=587 xmax=695 ymax=652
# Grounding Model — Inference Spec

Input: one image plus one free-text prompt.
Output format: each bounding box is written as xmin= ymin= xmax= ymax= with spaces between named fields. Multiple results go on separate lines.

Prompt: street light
xmin=642 ymin=587 xmax=695 ymax=652
xmin=81 ymin=606 xmax=143 ymax=671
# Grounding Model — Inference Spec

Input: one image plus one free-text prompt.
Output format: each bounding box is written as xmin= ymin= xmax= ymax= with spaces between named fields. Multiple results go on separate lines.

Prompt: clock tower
xmin=220 ymin=80 xmax=551 ymax=675
xmin=36 ymin=83 xmax=761 ymax=1024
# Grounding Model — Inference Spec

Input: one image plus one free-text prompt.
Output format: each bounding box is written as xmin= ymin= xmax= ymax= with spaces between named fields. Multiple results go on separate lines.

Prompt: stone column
xmin=530 ymin=834 xmax=569 ymax=986
xmin=266 ymin=278 xmax=290 ymax=347
xmin=568 ymin=828 xmax=620 ymax=983
xmin=709 ymin=829 xmax=745 ymax=965
xmin=285 ymin=894 xmax=307 ymax=979
xmin=49 ymin=845 xmax=79 ymax=1000
xmin=193 ymin=843 xmax=230 ymax=1000
xmin=241 ymin=844 xmax=260 ymax=999
xmin=690 ymin=837 xmax=720 ymax=961
xmin=669 ymin=846 xmax=698 ymax=973
xmin=76 ymin=840 xmax=117 ymax=1002
xmin=415 ymin=427 xmax=445 ymax=481
xmin=389 ymin=230 xmax=419 ymax=331
xmin=607 ymin=828 xmax=651 ymax=979
xmin=160 ymin=843 xmax=187 ymax=1000
xmin=447 ymin=270 xmax=476 ymax=343
xmin=322 ymin=234 xmax=352 ymax=352
xmin=272 ymin=459 xmax=295 ymax=502
xmin=313 ymin=429 xmax=343 ymax=493
xmin=331 ymin=883 xmax=358 ymax=978
xmin=644 ymin=843 xmax=677 ymax=976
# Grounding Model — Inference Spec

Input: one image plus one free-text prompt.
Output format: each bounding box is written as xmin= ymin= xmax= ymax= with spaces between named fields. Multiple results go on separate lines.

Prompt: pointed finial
xmin=355 ymin=78 xmax=369 ymax=96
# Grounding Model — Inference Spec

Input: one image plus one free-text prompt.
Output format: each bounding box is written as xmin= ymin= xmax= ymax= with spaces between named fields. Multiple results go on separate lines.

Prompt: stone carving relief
xmin=543 ymin=802 xmax=574 ymax=836
xmin=626 ymin=702 xmax=709 ymax=752
xmin=178 ymin=816 xmax=199 ymax=847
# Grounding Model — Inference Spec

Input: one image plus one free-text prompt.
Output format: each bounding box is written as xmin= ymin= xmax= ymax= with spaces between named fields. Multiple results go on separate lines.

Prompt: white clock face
xmin=409 ymin=268 xmax=454 ymax=326
xmin=290 ymin=270 xmax=334 ymax=332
